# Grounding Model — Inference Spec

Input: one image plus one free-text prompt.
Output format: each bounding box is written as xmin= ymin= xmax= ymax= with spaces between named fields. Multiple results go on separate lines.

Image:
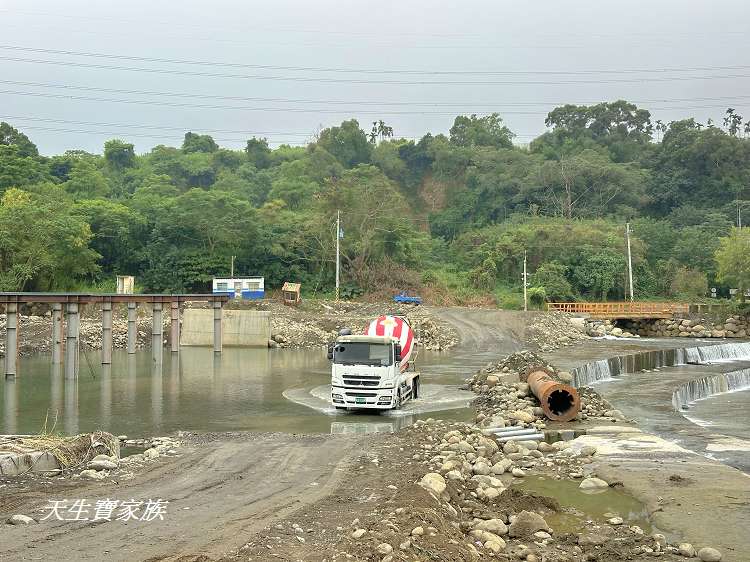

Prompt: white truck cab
xmin=329 ymin=334 xmax=419 ymax=410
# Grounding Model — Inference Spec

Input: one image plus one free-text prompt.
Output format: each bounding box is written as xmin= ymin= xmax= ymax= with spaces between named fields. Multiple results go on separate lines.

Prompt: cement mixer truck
xmin=328 ymin=315 xmax=420 ymax=411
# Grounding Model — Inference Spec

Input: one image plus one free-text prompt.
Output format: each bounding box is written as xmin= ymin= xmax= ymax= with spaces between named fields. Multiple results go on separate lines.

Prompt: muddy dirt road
xmin=1 ymin=433 xmax=366 ymax=561
xmin=433 ymin=308 xmax=527 ymax=355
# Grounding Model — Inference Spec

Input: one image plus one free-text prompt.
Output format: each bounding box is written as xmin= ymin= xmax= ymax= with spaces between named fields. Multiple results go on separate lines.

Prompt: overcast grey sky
xmin=2 ymin=0 xmax=749 ymax=155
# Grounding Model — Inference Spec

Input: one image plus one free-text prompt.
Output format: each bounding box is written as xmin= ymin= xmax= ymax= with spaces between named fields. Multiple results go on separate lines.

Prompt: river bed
xmin=1 ymin=344 xmax=490 ymax=437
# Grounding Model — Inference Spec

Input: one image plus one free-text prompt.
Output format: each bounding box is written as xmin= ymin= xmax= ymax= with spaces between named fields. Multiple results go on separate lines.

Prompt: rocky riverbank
xmin=585 ymin=314 xmax=750 ymax=340
xmin=234 ymin=419 xmax=715 ymax=561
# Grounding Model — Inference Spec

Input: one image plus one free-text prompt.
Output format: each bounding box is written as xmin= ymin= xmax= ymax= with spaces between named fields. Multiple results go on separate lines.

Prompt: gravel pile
xmin=467 ymin=351 xmax=626 ymax=426
xmin=527 ymin=312 xmax=589 ymax=352
xmin=265 ymin=300 xmax=458 ymax=350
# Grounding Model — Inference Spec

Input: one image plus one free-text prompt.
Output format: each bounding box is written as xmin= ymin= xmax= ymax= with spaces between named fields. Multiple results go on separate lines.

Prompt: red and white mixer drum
xmin=365 ymin=315 xmax=415 ymax=371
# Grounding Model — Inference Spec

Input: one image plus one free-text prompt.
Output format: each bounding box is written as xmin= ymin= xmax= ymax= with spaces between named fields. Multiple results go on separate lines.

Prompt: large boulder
xmin=418 ymin=473 xmax=446 ymax=496
xmin=473 ymin=519 xmax=508 ymax=536
xmin=508 ymin=511 xmax=550 ymax=537
xmin=7 ymin=514 xmax=35 ymax=525
xmin=697 ymin=547 xmax=722 ymax=561
xmin=579 ymin=477 xmax=609 ymax=491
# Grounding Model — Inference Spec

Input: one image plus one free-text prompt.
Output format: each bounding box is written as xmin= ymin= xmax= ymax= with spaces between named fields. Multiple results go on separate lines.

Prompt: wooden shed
xmin=282 ymin=282 xmax=301 ymax=306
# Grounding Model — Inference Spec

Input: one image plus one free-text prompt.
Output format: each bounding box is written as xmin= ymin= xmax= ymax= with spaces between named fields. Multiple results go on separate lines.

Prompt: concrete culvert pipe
xmin=526 ymin=368 xmax=581 ymax=422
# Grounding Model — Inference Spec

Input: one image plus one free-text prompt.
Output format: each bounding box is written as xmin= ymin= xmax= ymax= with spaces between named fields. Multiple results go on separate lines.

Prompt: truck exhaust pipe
xmin=526 ymin=368 xmax=580 ymax=422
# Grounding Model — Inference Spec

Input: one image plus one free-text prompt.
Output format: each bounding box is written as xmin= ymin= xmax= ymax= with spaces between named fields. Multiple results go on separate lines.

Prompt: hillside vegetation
xmin=1 ymin=102 xmax=750 ymax=305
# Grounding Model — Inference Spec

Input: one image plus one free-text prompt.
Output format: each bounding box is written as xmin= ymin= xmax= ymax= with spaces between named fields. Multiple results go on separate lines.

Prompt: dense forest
xmin=2 ymin=100 xmax=750 ymax=305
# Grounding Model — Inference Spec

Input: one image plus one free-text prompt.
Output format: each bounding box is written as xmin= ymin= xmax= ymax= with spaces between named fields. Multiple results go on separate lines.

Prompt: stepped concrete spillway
xmin=570 ymin=340 xmax=750 ymax=387
xmin=672 ymin=367 xmax=750 ymax=411
xmin=547 ymin=339 xmax=750 ymax=473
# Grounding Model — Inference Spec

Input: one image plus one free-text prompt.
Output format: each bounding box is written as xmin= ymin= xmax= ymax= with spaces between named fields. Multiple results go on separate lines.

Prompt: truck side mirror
xmin=327 ymin=343 xmax=334 ymax=361
xmin=395 ymin=344 xmax=402 ymax=362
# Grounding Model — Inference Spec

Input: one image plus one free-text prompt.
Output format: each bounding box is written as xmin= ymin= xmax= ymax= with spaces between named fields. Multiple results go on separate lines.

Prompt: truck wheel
xmin=412 ymin=376 xmax=420 ymax=399
xmin=395 ymin=391 xmax=402 ymax=409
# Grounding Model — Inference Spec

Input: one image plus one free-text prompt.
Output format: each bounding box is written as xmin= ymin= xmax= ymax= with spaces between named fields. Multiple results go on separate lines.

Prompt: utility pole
xmin=335 ymin=209 xmax=341 ymax=300
xmin=626 ymin=223 xmax=634 ymax=302
xmin=738 ymin=200 xmax=742 ymax=229
xmin=523 ymin=250 xmax=528 ymax=312
xmin=230 ymin=255 xmax=235 ymax=278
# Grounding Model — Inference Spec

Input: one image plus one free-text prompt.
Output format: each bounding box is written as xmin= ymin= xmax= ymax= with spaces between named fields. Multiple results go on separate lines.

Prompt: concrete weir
xmin=1 ymin=293 xmax=230 ymax=377
xmin=571 ymin=341 xmax=750 ymax=387
xmin=672 ymin=367 xmax=750 ymax=410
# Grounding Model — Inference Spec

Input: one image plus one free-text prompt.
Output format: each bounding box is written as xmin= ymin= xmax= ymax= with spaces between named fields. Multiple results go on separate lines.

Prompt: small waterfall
xmin=672 ymin=368 xmax=750 ymax=410
xmin=572 ymin=342 xmax=750 ymax=389
xmin=676 ymin=342 xmax=750 ymax=365
xmin=573 ymin=358 xmax=620 ymax=386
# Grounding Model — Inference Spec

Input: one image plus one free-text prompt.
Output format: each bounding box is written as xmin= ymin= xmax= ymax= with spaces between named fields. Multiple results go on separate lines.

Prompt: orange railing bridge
xmin=546 ymin=302 xmax=690 ymax=319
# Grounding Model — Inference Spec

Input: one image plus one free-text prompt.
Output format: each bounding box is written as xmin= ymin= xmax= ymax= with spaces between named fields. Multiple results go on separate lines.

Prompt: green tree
xmin=449 ymin=113 xmax=514 ymax=149
xmin=313 ymin=165 xmax=424 ymax=286
xmin=670 ymin=267 xmax=708 ymax=298
xmin=245 ymin=137 xmax=272 ymax=169
xmin=73 ymin=199 xmax=146 ymax=274
xmin=536 ymin=100 xmax=652 ymax=162
xmin=316 ymin=119 xmax=372 ymax=168
xmin=532 ymin=150 xmax=647 ymax=218
xmin=0 ymin=122 xmax=38 ymax=157
xmin=715 ymin=228 xmax=750 ymax=301
xmin=531 ymin=262 xmax=575 ymax=301
xmin=0 ymin=186 xmax=99 ymax=290
xmin=573 ymin=250 xmax=623 ymax=301
xmin=0 ymin=145 xmax=47 ymax=194
xmin=182 ymin=132 xmax=219 ymax=153
xmin=62 ymin=160 xmax=110 ymax=200
xmin=104 ymin=139 xmax=136 ymax=170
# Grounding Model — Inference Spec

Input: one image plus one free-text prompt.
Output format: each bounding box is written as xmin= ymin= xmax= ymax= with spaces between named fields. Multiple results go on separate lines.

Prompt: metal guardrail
xmin=546 ymin=301 xmax=690 ymax=318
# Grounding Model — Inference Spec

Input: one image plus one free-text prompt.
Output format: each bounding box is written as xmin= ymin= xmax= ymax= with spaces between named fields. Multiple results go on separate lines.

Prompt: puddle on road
xmin=119 ymin=445 xmax=145 ymax=458
xmin=284 ymin=383 xmax=475 ymax=416
xmin=513 ymin=476 xmax=653 ymax=535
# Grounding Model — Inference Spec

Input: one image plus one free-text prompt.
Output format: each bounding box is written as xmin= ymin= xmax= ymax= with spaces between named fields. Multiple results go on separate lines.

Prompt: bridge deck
xmin=547 ymin=302 xmax=690 ymax=319
xmin=0 ymin=293 xmax=229 ymax=305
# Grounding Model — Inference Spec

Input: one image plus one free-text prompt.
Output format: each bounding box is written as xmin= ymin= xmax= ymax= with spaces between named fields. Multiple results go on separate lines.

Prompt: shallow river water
xmin=1 ymin=346 xmax=481 ymax=438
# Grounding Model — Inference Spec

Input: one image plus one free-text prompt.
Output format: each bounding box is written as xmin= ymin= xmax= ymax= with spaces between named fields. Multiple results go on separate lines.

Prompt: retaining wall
xmin=181 ymin=309 xmax=270 ymax=347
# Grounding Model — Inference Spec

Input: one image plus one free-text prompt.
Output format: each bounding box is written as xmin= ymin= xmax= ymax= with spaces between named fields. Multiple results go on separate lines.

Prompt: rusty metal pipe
xmin=527 ymin=368 xmax=580 ymax=422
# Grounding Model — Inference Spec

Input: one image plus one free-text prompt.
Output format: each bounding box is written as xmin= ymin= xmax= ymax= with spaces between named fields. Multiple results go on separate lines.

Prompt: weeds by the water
xmin=0 ymin=420 xmax=118 ymax=475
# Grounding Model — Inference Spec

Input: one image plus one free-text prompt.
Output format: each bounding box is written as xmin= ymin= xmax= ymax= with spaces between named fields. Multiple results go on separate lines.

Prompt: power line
xmin=0 ymin=89 xmax=541 ymax=115
xmin=1 ymin=88 xmax=744 ymax=118
xmin=4 ymin=79 xmax=750 ymax=108
xmin=7 ymin=124 xmax=307 ymax=145
xmin=2 ymin=45 xmax=750 ymax=76
xmin=3 ymin=116 xmax=543 ymax=142
xmin=4 ymin=56 xmax=750 ymax=85
xmin=0 ymin=115 xmax=317 ymax=137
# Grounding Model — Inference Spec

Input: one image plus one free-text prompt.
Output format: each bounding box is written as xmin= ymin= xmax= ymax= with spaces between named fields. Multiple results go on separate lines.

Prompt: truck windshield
xmin=334 ymin=342 xmax=393 ymax=366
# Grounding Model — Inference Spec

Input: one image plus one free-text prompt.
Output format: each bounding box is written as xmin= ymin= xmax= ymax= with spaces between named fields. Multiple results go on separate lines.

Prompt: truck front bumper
xmin=331 ymin=386 xmax=396 ymax=409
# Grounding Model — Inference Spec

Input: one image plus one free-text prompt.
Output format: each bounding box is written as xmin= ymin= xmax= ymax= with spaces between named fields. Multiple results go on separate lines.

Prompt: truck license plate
xmin=356 ymin=397 xmax=365 ymax=404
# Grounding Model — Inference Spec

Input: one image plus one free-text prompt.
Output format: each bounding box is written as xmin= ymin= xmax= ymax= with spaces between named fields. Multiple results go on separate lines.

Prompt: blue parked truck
xmin=393 ymin=291 xmax=422 ymax=305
